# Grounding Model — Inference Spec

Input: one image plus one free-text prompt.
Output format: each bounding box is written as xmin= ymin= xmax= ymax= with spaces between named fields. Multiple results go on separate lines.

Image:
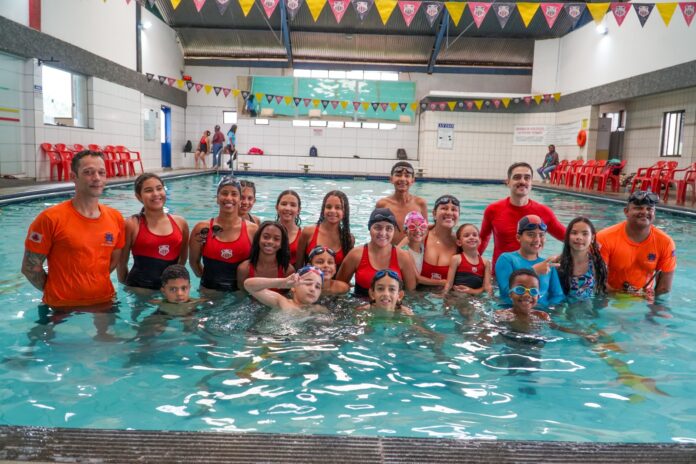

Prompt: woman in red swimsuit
xmin=421 ymin=195 xmax=460 ymax=286
xmin=275 ymin=190 xmax=302 ymax=266
xmin=296 ymin=190 xmax=354 ymax=268
xmin=237 ymin=221 xmax=294 ymax=292
xmin=337 ymin=208 xmax=416 ymax=296
xmin=189 ymin=176 xmax=258 ymax=292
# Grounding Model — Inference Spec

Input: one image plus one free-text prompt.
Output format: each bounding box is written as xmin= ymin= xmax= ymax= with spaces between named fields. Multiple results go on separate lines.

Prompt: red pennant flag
xmin=193 ymin=0 xmax=206 ymax=12
xmin=330 ymin=100 xmax=339 ymax=109
xmin=468 ymin=2 xmax=491 ymax=28
xmin=438 ymin=102 xmax=446 ymax=111
xmin=610 ymin=3 xmax=630 ymax=26
xmin=540 ymin=3 xmax=563 ymax=28
xmin=195 ymin=83 xmax=203 ymax=92
xmin=523 ymin=96 xmax=531 ymax=106
xmin=353 ymin=101 xmax=361 ymax=110
xmin=303 ymin=98 xmax=312 ymax=107
xmin=465 ymin=101 xmax=474 ymax=110
xmin=429 ymin=103 xmax=437 ymax=110
xmin=166 ymin=77 xmax=176 ymax=86
xmin=328 ymin=0 xmax=350 ymax=23
xmin=262 ymin=0 xmax=280 ymax=18
xmin=543 ymin=94 xmax=551 ymax=103
xmin=492 ymin=99 xmax=501 ymax=108
xmin=380 ymin=102 xmax=389 ymax=111
xmin=398 ymin=1 xmax=422 ymax=26
xmin=275 ymin=95 xmax=283 ymax=103
xmin=222 ymin=88 xmax=231 ymax=97
xmin=681 ymin=2 xmax=696 ymax=26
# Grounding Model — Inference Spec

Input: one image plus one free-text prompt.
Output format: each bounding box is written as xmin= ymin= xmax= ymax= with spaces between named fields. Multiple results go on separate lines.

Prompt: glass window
xmin=345 ymin=121 xmax=361 ymax=128
xmin=293 ymin=69 xmax=311 ymax=77
xmin=346 ymin=70 xmax=363 ymax=80
xmin=379 ymin=123 xmax=396 ymax=130
xmin=255 ymin=118 xmax=269 ymax=125
xmin=328 ymin=70 xmax=346 ymax=79
xmin=310 ymin=120 xmax=327 ymax=127
xmin=292 ymin=120 xmax=310 ymax=127
xmin=363 ymin=71 xmax=381 ymax=80
xmin=327 ymin=121 xmax=344 ymax=128
xmin=42 ymin=65 xmax=89 ymax=127
xmin=362 ymin=122 xmax=379 ymax=129
xmin=310 ymin=70 xmax=329 ymax=78
xmin=660 ymin=110 xmax=684 ymax=157
xmin=380 ymin=71 xmax=399 ymax=81
xmin=223 ymin=111 xmax=237 ymax=124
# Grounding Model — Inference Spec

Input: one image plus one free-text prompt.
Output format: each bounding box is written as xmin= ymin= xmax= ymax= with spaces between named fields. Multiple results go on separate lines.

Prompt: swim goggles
xmin=628 ymin=190 xmax=659 ymax=206
xmin=298 ymin=265 xmax=324 ymax=283
xmin=434 ymin=195 xmax=460 ymax=208
xmin=509 ymin=286 xmax=541 ymax=297
xmin=374 ymin=269 xmax=401 ymax=281
xmin=307 ymin=246 xmax=336 ymax=261
xmin=518 ymin=222 xmax=548 ymax=233
xmin=406 ymin=222 xmax=428 ymax=231
xmin=200 ymin=225 xmax=223 ymax=236
xmin=217 ymin=175 xmax=241 ymax=193
xmin=392 ymin=166 xmax=414 ymax=176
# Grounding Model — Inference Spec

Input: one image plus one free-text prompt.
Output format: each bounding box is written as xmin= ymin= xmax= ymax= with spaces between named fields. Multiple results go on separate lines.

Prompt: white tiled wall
xmin=0 ymin=52 xmax=27 ymax=176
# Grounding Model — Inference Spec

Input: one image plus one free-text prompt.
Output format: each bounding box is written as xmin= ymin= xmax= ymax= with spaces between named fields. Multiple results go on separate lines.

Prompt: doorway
xmin=160 ymin=105 xmax=171 ymax=168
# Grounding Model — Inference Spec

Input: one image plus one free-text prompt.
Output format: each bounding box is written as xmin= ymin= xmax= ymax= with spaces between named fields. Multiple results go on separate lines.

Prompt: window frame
xmin=660 ymin=110 xmax=685 ymax=157
xmin=42 ymin=65 xmax=90 ymax=128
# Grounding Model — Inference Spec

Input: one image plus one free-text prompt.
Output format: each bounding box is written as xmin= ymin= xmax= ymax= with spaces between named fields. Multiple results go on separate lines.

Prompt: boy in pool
xmin=495 ymin=269 xmax=550 ymax=323
xmin=376 ymin=161 xmax=428 ymax=245
xmin=307 ymin=246 xmax=350 ymax=295
xmin=160 ymin=264 xmax=192 ymax=304
xmin=244 ymin=265 xmax=327 ymax=313
xmin=357 ymin=269 xmax=412 ymax=314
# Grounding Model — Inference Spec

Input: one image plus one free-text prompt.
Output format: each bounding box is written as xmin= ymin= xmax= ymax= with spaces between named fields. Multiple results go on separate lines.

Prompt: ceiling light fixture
xmin=596 ymin=22 xmax=608 ymax=35
xmin=140 ymin=21 xmax=152 ymax=30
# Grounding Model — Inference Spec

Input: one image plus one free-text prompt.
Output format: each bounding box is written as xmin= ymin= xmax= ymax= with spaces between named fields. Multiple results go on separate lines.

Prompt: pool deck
xmin=1 ymin=425 xmax=695 ymax=463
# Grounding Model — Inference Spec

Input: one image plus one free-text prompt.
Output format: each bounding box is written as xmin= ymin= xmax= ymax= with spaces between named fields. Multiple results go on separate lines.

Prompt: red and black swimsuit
xmin=126 ymin=214 xmax=183 ymax=289
xmin=305 ymin=225 xmax=345 ymax=267
xmin=201 ymin=219 xmax=251 ymax=291
xmin=288 ymin=227 xmax=301 ymax=266
xmin=420 ymin=234 xmax=450 ymax=281
xmin=249 ymin=263 xmax=285 ymax=294
xmin=354 ymin=245 xmax=401 ymax=297
xmin=454 ymin=253 xmax=485 ymax=289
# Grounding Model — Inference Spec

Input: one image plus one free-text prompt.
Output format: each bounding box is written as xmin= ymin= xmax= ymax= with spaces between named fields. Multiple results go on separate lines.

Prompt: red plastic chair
xmin=677 ymin=165 xmax=696 ymax=204
xmin=549 ymin=160 xmax=568 ymax=185
xmin=574 ymin=160 xmax=597 ymax=188
xmin=593 ymin=160 xmax=626 ymax=192
xmin=561 ymin=160 xmax=584 ymax=187
xmin=103 ymin=145 xmax=123 ymax=176
xmin=40 ymin=143 xmax=64 ymax=181
xmin=115 ymin=145 xmax=144 ymax=176
xmin=630 ymin=161 xmax=667 ymax=193
xmin=653 ymin=161 xmax=680 ymax=201
xmin=53 ymin=143 xmax=75 ymax=180
xmin=87 ymin=144 xmax=102 ymax=152
xmin=72 ymin=144 xmax=85 ymax=152
xmin=661 ymin=162 xmax=696 ymax=203
xmin=582 ymin=160 xmax=608 ymax=190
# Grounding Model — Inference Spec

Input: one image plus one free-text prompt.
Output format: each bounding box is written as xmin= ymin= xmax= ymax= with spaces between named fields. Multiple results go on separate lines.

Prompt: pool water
xmin=1 ymin=174 xmax=695 ymax=443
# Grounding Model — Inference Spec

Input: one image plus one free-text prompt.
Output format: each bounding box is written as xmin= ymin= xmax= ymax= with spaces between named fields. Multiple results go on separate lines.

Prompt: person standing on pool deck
xmin=22 ymin=150 xmax=125 ymax=308
xmin=479 ymin=162 xmax=566 ymax=269
xmin=596 ymin=190 xmax=676 ymax=296
xmin=537 ymin=145 xmax=559 ymax=182
xmin=375 ymin=161 xmax=428 ymax=245
xmin=189 ymin=176 xmax=258 ymax=292
xmin=211 ymin=125 xmax=226 ymax=169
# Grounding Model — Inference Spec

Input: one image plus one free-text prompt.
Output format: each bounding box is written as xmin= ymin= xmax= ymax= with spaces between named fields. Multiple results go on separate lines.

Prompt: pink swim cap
xmin=404 ymin=211 xmax=426 ymax=228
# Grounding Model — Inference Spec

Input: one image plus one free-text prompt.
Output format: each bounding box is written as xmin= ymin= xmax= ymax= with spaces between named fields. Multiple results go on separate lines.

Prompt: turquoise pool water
xmin=1 ymin=174 xmax=695 ymax=442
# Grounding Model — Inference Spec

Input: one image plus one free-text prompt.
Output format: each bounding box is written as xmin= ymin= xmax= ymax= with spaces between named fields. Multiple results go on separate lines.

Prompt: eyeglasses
xmin=200 ymin=225 xmax=223 ymax=236
xmin=374 ymin=269 xmax=401 ymax=281
xmin=434 ymin=195 xmax=460 ymax=208
xmin=628 ymin=190 xmax=659 ymax=206
xmin=406 ymin=222 xmax=428 ymax=231
xmin=298 ymin=265 xmax=324 ymax=282
xmin=392 ymin=167 xmax=414 ymax=176
xmin=510 ymin=286 xmax=541 ymax=297
xmin=518 ymin=222 xmax=548 ymax=234
xmin=307 ymin=246 xmax=336 ymax=261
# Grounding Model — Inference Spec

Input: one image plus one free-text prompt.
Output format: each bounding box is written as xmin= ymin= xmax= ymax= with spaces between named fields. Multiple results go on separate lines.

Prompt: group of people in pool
xmin=22 ymin=150 xmax=677 ymax=327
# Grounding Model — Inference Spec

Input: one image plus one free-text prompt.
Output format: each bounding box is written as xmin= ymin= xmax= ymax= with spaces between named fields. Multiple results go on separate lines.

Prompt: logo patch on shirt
xmin=158 ymin=245 xmax=170 ymax=256
xmin=471 ymin=266 xmax=478 ymax=273
xmin=221 ymin=249 xmax=233 ymax=260
xmin=29 ymin=231 xmax=43 ymax=243
xmin=105 ymin=232 xmax=114 ymax=245
xmin=647 ymin=253 xmax=656 ymax=262
xmin=431 ymin=272 xmax=442 ymax=280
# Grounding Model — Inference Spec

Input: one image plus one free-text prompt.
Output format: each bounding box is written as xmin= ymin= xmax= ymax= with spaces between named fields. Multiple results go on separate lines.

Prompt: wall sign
xmin=437 ymin=123 xmax=454 ymax=149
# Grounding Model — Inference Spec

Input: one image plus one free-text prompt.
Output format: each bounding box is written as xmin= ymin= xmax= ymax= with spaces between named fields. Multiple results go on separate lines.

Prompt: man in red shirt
xmin=479 ymin=162 xmax=566 ymax=268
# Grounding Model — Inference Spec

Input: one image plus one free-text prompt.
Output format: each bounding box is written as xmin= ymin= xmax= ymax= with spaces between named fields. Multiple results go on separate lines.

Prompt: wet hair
xmin=275 ymin=189 xmax=302 ymax=226
xmin=558 ymin=217 xmax=608 ymax=296
xmin=134 ymin=173 xmax=164 ymax=195
xmin=160 ymin=264 xmax=190 ymax=286
xmin=240 ymin=180 xmax=256 ymax=197
xmin=509 ymin=268 xmax=539 ymax=288
xmin=507 ymin=162 xmax=534 ymax=179
xmin=71 ymin=150 xmax=103 ymax=174
xmin=317 ymin=190 xmax=354 ymax=257
xmin=249 ymin=221 xmax=291 ymax=272
xmin=369 ymin=269 xmax=404 ymax=309
xmin=431 ymin=194 xmax=460 ymax=228
xmin=455 ymin=223 xmax=479 ymax=253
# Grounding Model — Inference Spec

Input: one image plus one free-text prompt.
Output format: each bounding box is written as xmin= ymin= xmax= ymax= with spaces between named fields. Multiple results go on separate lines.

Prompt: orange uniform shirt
xmin=25 ymin=200 xmax=125 ymax=307
xmin=596 ymin=221 xmax=676 ymax=291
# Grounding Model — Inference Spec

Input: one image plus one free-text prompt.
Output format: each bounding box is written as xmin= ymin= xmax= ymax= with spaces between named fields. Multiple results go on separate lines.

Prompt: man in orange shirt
xmin=22 ymin=150 xmax=125 ymax=309
xmin=596 ymin=190 xmax=676 ymax=296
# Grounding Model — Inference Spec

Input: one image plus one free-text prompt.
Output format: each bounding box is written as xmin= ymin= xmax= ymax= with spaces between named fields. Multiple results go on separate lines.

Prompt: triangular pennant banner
xmin=330 ymin=100 xmax=339 ymax=109
xmin=262 ymin=0 xmax=280 ymax=18
xmin=176 ymin=79 xmax=184 ymax=88
xmin=445 ymin=2 xmax=466 ymax=27
xmin=376 ymin=0 xmax=398 ymax=24
xmin=463 ymin=100 xmax=472 ymax=110
xmin=398 ymin=1 xmax=421 ymax=26
xmin=438 ymin=102 xmax=447 ymax=111
xmin=266 ymin=94 xmax=274 ymax=103
xmin=307 ymin=0 xmax=327 ymax=21
xmin=241 ymin=90 xmax=250 ymax=99
xmin=468 ymin=2 xmax=491 ymax=29
xmin=410 ymin=103 xmax=419 ymax=112
xmin=420 ymin=102 xmax=428 ymax=110
xmin=399 ymin=102 xmax=408 ymax=111
xmin=214 ymin=86 xmax=222 ymax=96
xmin=232 ymin=89 xmax=240 ymax=97
xmin=239 ymin=0 xmax=255 ymax=16
xmin=389 ymin=102 xmax=398 ymax=111
xmin=275 ymin=95 xmax=283 ymax=103
xmin=656 ymin=2 xmax=677 ymax=25
xmin=170 ymin=0 xmax=182 ymax=9
xmin=215 ymin=0 xmax=231 ymax=15
xmin=501 ymin=98 xmax=510 ymax=108
xmin=680 ymin=2 xmax=696 ymax=26
xmin=286 ymin=0 xmax=304 ymax=20
xmin=193 ymin=0 xmax=206 ymax=12
xmin=553 ymin=92 xmax=561 ymax=102
xmin=517 ymin=2 xmax=540 ymax=27
xmin=186 ymin=81 xmax=195 ymax=90
xmin=353 ymin=101 xmax=361 ymax=110
xmin=362 ymin=102 xmax=370 ymax=110
xmin=610 ymin=3 xmax=630 ymax=26
xmin=204 ymin=84 xmax=212 ymax=94
xmin=312 ymin=99 xmax=320 ymax=107
xmin=352 ymin=0 xmax=375 ymax=21
xmin=543 ymin=94 xmax=551 ymax=103
xmin=304 ymin=98 xmax=312 ymax=107
xmin=540 ymin=3 xmax=563 ymax=28
xmin=422 ymin=2 xmax=443 ymax=27
xmin=328 ymin=0 xmax=350 ymax=22
xmin=195 ymin=83 xmax=203 ymax=92
xmin=166 ymin=77 xmax=176 ymax=86
xmin=294 ymin=97 xmax=302 ymax=106
xmin=492 ymin=3 xmax=515 ymax=28
xmin=222 ymin=88 xmax=231 ymax=97
xmin=563 ymin=3 xmax=586 ymax=28
xmin=492 ymin=99 xmax=500 ymax=108
xmin=533 ymin=95 xmax=542 ymax=105
xmin=158 ymin=75 xmax=166 ymax=84
xmin=341 ymin=101 xmax=348 ymax=109
xmin=523 ymin=96 xmax=531 ymax=105
xmin=474 ymin=100 xmax=483 ymax=110
xmin=380 ymin=102 xmax=389 ymax=111
xmin=284 ymin=96 xmax=293 ymax=105
xmin=429 ymin=103 xmax=437 ymax=110
xmin=371 ymin=102 xmax=380 ymax=111
xmin=447 ymin=101 xmax=456 ymax=111
xmin=146 ymin=73 xmax=154 ymax=82
xmin=633 ymin=3 xmax=655 ymax=27
xmin=586 ymin=2 xmax=609 ymax=25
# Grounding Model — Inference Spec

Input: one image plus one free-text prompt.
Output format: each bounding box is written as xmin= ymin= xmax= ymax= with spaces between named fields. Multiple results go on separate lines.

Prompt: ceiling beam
xmin=280 ymin=0 xmax=293 ymax=66
xmin=427 ymin=10 xmax=449 ymax=74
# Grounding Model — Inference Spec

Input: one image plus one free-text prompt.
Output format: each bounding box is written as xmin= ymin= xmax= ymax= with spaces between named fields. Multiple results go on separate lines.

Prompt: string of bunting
xmin=145 ymin=72 xmax=560 ymax=111
xmin=124 ymin=0 xmax=696 ymax=28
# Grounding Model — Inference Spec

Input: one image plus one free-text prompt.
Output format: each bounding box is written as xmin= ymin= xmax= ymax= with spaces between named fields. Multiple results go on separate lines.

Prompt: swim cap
xmin=404 ymin=211 xmax=426 ymax=228
xmin=368 ymin=208 xmax=400 ymax=231
xmin=217 ymin=175 xmax=241 ymax=193
xmin=517 ymin=215 xmax=547 ymax=234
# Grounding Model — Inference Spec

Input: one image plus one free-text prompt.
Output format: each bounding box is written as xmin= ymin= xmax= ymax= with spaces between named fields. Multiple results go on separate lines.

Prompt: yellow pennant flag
xmin=255 ymin=92 xmax=263 ymax=101
xmin=516 ymin=3 xmax=539 ymax=27
xmin=447 ymin=101 xmax=456 ymax=111
xmin=176 ymin=79 xmax=184 ymax=88
xmin=501 ymin=98 xmax=510 ymax=108
xmin=375 ymin=0 xmax=398 ymax=25
xmin=284 ymin=96 xmax=293 ymax=105
xmin=232 ymin=89 xmax=240 ymax=97
xmin=474 ymin=100 xmax=483 ymax=110
xmin=586 ymin=3 xmax=609 ymax=24
xmin=312 ymin=99 xmax=320 ymax=107
xmin=389 ymin=102 xmax=398 ymax=111
xmin=340 ymin=101 xmax=348 ymax=109
xmin=362 ymin=102 xmax=370 ymax=110
xmin=239 ymin=0 xmax=255 ymax=16
xmin=553 ymin=92 xmax=561 ymax=102
xmin=170 ymin=0 xmax=182 ymax=9
xmin=656 ymin=3 xmax=677 ymax=26
xmin=306 ymin=0 xmax=327 ymax=21
xmin=533 ymin=95 xmax=542 ymax=105
xmin=445 ymin=2 xmax=467 ymax=27
xmin=410 ymin=102 xmax=419 ymax=112
xmin=204 ymin=85 xmax=212 ymax=94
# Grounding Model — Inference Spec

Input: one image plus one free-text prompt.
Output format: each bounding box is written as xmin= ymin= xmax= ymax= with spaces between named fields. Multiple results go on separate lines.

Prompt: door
xmin=160 ymin=105 xmax=171 ymax=168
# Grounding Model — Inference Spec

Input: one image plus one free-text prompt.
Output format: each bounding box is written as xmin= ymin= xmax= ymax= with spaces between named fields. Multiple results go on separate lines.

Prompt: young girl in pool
xmin=239 ymin=180 xmax=261 ymax=225
xmin=557 ymin=216 xmax=608 ymax=300
xmin=356 ymin=269 xmax=412 ymax=314
xmin=275 ymin=190 xmax=302 ymax=266
xmin=237 ymin=221 xmax=294 ymax=291
xmin=420 ymin=195 xmax=460 ymax=287
xmin=444 ymin=223 xmax=492 ymax=295
xmin=307 ymin=246 xmax=350 ymax=295
xmin=244 ymin=266 xmax=326 ymax=312
xmin=118 ymin=173 xmax=189 ymax=290
xmin=296 ymin=190 xmax=354 ymax=268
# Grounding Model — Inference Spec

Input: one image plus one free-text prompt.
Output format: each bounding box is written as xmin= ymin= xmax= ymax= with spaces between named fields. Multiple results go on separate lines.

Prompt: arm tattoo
xmin=21 ymin=250 xmax=47 ymax=291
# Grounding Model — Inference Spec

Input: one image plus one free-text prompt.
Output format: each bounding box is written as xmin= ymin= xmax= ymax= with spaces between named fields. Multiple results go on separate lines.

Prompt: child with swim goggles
xmin=444 ymin=223 xmax=493 ymax=295
xmin=357 ymin=269 xmax=412 ymax=314
xmin=307 ymin=246 xmax=350 ymax=295
xmin=399 ymin=211 xmax=448 ymax=288
xmin=244 ymin=265 xmax=326 ymax=312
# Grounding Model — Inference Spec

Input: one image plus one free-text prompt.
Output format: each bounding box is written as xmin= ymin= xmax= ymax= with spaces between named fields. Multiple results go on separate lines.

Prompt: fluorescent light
xmin=141 ymin=21 xmax=152 ymax=30
xmin=596 ymin=23 xmax=608 ymax=35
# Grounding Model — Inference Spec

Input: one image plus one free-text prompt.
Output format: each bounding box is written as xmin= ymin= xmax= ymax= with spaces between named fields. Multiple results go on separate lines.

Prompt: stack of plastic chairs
xmin=549 ymin=160 xmax=568 ymax=184
xmin=115 ymin=145 xmax=144 ymax=177
xmin=676 ymin=163 xmax=696 ymax=204
xmin=592 ymin=160 xmax=626 ymax=192
xmin=40 ymin=143 xmax=65 ymax=181
xmin=560 ymin=160 xmax=584 ymax=187
xmin=630 ymin=161 xmax=667 ymax=193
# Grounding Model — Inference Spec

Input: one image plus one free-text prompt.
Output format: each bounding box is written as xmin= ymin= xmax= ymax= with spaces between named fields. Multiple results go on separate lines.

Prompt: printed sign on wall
xmin=437 ymin=123 xmax=454 ymax=149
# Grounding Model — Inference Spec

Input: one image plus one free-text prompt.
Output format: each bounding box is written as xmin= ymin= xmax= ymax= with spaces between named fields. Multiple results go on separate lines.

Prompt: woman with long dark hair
xmin=237 ymin=221 xmax=294 ymax=292
xmin=558 ymin=216 xmax=607 ymax=299
xmin=275 ymin=190 xmax=302 ymax=266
